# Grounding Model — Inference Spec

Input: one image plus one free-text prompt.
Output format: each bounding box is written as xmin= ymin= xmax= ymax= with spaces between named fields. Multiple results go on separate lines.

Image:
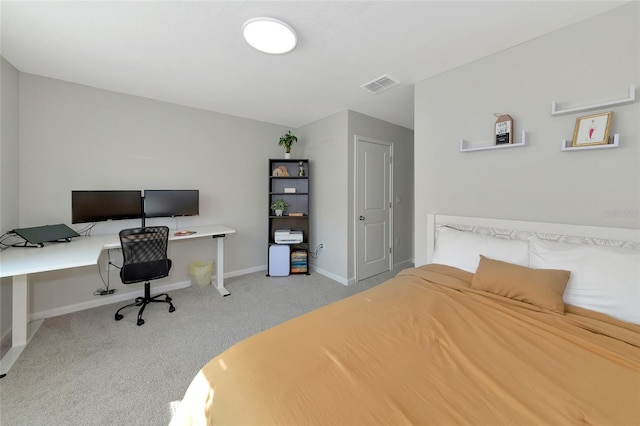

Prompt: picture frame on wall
xmin=571 ymin=111 xmax=613 ymax=147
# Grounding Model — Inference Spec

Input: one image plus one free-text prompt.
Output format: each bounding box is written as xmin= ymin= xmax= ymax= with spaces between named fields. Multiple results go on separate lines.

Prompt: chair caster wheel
xmin=169 ymin=306 xmax=176 ymax=313
xmin=115 ymin=313 xmax=123 ymax=321
xmin=137 ymin=319 xmax=145 ymax=326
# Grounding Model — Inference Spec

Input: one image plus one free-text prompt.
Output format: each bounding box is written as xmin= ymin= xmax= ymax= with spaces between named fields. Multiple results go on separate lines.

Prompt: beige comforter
xmin=171 ymin=264 xmax=640 ymax=425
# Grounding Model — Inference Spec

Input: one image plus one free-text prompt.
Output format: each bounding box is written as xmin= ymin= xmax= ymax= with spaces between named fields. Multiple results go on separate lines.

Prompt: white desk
xmin=0 ymin=224 xmax=235 ymax=377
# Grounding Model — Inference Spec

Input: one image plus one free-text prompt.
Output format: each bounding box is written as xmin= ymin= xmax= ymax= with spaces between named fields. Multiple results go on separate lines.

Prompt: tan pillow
xmin=471 ymin=255 xmax=570 ymax=313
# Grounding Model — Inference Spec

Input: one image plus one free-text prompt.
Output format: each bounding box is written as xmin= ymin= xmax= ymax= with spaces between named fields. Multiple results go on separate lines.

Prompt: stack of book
xmin=291 ymin=250 xmax=308 ymax=273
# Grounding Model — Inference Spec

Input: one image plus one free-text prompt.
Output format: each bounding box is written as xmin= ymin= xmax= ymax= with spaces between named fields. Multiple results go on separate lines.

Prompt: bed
xmin=170 ymin=214 xmax=640 ymax=425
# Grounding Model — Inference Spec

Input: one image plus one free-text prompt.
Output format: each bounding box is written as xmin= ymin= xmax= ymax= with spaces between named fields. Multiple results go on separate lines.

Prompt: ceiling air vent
xmin=361 ymin=74 xmax=400 ymax=94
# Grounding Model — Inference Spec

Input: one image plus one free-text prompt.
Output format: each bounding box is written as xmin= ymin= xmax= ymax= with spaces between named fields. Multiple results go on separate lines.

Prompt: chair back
xmin=119 ymin=226 xmax=171 ymax=284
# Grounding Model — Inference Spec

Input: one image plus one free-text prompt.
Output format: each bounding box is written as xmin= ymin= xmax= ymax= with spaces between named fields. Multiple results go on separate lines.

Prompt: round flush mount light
xmin=242 ymin=17 xmax=297 ymax=54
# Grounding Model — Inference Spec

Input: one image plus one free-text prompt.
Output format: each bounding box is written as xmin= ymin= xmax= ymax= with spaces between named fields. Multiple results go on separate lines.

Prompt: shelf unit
xmin=561 ymin=134 xmax=620 ymax=152
xmin=460 ymin=130 xmax=527 ymax=152
xmin=550 ymin=85 xmax=636 ymax=116
xmin=268 ymin=158 xmax=310 ymax=276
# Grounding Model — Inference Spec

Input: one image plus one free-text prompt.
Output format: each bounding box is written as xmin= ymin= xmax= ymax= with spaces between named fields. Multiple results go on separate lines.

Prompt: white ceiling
xmin=0 ymin=1 xmax=628 ymax=129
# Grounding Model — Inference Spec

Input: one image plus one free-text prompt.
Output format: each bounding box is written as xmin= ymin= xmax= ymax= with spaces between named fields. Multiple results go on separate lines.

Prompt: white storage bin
xmin=269 ymin=245 xmax=290 ymax=276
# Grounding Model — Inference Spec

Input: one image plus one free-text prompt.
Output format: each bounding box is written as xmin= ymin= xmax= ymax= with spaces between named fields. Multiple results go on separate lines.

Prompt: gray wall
xmin=2 ymin=70 xmax=414 ymax=326
xmin=1 ymin=58 xmax=20 ymax=341
xmin=295 ymin=111 xmax=350 ymax=282
xmin=414 ymin=2 xmax=640 ymax=266
xmin=17 ymin=74 xmax=290 ymax=317
xmin=297 ymin=111 xmax=415 ymax=284
xmin=347 ymin=111 xmax=414 ymax=281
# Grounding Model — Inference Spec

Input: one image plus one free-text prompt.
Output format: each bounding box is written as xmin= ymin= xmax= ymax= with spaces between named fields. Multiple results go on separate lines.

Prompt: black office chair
xmin=114 ymin=226 xmax=176 ymax=326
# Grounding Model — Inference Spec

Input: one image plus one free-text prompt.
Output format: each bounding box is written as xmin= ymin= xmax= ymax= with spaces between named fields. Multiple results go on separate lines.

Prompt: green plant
xmin=278 ymin=130 xmax=298 ymax=153
xmin=271 ymin=199 xmax=288 ymax=211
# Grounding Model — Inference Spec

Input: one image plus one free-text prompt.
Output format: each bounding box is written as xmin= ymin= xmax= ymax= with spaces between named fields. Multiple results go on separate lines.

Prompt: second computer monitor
xmin=144 ymin=190 xmax=199 ymax=218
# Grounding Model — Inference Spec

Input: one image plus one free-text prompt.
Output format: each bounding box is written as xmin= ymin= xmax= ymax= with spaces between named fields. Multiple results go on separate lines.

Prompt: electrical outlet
xmin=319 ymin=243 xmax=325 ymax=249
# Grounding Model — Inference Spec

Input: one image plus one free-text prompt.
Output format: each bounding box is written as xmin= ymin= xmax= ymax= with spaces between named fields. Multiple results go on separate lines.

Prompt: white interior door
xmin=356 ymin=136 xmax=392 ymax=281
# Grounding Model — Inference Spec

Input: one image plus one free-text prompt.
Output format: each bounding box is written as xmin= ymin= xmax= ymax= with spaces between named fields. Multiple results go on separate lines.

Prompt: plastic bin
xmin=269 ymin=245 xmax=290 ymax=276
xmin=189 ymin=261 xmax=214 ymax=287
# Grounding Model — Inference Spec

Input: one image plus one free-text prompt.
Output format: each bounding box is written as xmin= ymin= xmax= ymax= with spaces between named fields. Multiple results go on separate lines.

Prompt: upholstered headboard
xmin=426 ymin=214 xmax=640 ymax=264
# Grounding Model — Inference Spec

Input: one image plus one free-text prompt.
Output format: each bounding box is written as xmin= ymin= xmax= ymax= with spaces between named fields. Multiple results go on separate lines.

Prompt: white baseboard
xmin=225 ymin=265 xmax=267 ymax=277
xmin=30 ymin=280 xmax=192 ymax=322
xmin=1 ymin=327 xmax=11 ymax=354
xmin=311 ymin=265 xmax=348 ymax=286
xmin=394 ymin=258 xmax=414 ymax=270
xmin=29 ymin=265 xmax=270 ymax=322
xmin=311 ymin=260 xmax=414 ymax=287
xmin=27 ymin=260 xmax=406 ymax=324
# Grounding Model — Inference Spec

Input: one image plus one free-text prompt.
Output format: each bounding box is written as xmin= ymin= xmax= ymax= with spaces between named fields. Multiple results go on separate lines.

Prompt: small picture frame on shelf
xmin=571 ymin=111 xmax=613 ymax=147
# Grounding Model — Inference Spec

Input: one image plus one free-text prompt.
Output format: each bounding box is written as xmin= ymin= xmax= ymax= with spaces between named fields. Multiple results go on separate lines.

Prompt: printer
xmin=274 ymin=229 xmax=303 ymax=244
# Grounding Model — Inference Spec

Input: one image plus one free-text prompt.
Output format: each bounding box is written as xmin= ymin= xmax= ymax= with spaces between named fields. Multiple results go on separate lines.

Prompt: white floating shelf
xmin=551 ymin=85 xmax=635 ymax=116
xmin=561 ymin=134 xmax=619 ymax=151
xmin=460 ymin=130 xmax=527 ymax=152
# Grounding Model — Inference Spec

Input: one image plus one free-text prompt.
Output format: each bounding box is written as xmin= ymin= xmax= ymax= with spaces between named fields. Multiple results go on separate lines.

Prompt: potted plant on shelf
xmin=271 ymin=199 xmax=288 ymax=216
xmin=279 ymin=130 xmax=298 ymax=159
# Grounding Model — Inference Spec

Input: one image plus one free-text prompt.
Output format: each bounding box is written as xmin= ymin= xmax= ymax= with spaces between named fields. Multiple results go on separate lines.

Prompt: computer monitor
xmin=144 ymin=190 xmax=199 ymax=218
xmin=71 ymin=190 xmax=143 ymax=224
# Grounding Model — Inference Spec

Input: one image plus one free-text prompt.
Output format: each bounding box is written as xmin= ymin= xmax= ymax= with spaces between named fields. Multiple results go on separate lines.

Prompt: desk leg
xmin=13 ymin=274 xmax=29 ymax=346
xmin=0 ymin=274 xmax=44 ymax=377
xmin=215 ymin=236 xmax=230 ymax=296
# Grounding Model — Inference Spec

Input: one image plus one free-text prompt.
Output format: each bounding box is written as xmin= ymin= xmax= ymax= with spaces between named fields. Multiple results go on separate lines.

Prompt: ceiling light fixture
xmin=242 ymin=17 xmax=297 ymax=55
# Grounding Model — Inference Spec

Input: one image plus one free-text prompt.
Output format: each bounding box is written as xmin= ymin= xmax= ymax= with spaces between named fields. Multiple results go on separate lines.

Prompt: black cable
xmin=308 ymin=244 xmax=323 ymax=259
xmin=0 ymin=232 xmax=25 ymax=251
xmin=75 ymin=222 xmax=96 ymax=237
xmin=0 ymin=232 xmax=14 ymax=250
xmin=94 ymin=248 xmax=119 ymax=296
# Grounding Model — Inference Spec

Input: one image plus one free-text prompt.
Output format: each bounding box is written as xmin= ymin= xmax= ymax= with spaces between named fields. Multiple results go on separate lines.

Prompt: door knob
xmin=359 ymin=216 xmax=365 ymax=221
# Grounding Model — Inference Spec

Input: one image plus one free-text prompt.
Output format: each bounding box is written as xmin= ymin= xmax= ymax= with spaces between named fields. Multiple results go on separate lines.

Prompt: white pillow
xmin=529 ymin=236 xmax=640 ymax=325
xmin=431 ymin=227 xmax=529 ymax=273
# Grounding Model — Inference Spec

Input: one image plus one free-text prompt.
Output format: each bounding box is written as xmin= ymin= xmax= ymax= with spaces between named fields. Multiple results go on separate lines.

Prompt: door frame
xmin=353 ymin=135 xmax=394 ymax=282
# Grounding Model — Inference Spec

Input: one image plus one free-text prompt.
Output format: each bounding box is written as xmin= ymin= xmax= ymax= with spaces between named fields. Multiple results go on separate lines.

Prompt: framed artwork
xmin=571 ymin=112 xmax=613 ymax=147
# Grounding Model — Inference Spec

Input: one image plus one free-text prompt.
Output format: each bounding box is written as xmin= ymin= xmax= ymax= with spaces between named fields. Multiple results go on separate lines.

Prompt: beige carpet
xmin=0 ymin=268 xmax=400 ymax=426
